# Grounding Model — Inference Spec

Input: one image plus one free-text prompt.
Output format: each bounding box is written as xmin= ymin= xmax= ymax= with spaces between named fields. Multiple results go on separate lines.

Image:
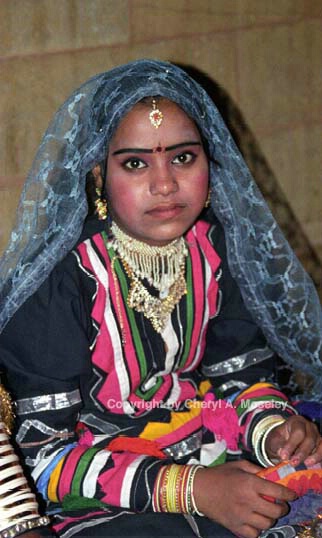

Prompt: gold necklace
xmin=122 ymin=260 xmax=187 ymax=333
xmin=111 ymin=222 xmax=187 ymax=298
xmin=110 ymin=222 xmax=188 ymax=333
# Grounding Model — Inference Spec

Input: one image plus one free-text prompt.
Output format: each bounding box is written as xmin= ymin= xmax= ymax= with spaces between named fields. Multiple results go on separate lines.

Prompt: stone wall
xmin=1 ymin=0 xmax=321 ymax=292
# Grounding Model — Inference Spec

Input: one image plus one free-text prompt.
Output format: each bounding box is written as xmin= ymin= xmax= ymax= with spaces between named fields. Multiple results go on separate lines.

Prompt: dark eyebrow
xmin=112 ymin=141 xmax=201 ymax=156
xmin=112 ymin=148 xmax=153 ymax=155
xmin=165 ymin=141 xmax=201 ymax=151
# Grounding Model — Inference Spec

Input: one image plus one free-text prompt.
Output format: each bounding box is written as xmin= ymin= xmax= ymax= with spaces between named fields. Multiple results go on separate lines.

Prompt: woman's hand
xmin=193 ymin=460 xmax=296 ymax=538
xmin=265 ymin=415 xmax=322 ymax=466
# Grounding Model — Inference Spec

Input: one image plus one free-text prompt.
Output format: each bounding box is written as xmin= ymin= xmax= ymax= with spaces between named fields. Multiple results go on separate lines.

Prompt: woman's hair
xmin=85 ymin=169 xmax=97 ymax=217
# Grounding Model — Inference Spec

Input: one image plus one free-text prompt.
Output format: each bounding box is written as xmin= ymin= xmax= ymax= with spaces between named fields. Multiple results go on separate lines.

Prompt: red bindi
xmin=153 ymin=145 xmax=164 ymax=153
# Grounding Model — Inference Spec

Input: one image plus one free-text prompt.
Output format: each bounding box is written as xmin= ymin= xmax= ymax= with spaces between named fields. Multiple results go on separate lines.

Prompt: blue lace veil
xmin=0 ymin=59 xmax=321 ymax=398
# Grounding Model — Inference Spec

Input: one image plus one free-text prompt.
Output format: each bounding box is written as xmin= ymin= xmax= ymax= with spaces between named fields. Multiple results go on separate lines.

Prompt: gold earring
xmin=94 ymin=187 xmax=108 ymax=220
xmin=204 ymin=187 xmax=211 ymax=208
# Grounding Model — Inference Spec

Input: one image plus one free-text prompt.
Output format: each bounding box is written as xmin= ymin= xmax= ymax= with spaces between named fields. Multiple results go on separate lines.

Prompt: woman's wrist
xmin=152 ymin=463 xmax=204 ymax=516
xmin=251 ymin=415 xmax=286 ymax=467
xmin=0 ymin=517 xmax=51 ymax=538
xmin=190 ymin=466 xmax=205 ymax=517
xmin=0 ymin=421 xmax=50 ymax=538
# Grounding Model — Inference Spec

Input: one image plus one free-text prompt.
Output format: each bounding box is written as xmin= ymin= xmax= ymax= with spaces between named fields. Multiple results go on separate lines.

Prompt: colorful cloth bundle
xmin=258 ymin=461 xmax=322 ymax=537
xmin=257 ymin=461 xmax=322 ymax=497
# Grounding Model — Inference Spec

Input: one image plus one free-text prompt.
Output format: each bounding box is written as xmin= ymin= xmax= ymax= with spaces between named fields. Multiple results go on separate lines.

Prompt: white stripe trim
xmin=82 ymin=450 xmax=110 ymax=498
xmin=186 ymin=259 xmax=211 ymax=372
xmin=120 ymin=455 xmax=146 ymax=508
xmin=85 ymin=241 xmax=132 ymax=413
xmin=31 ymin=446 xmax=66 ymax=482
xmin=166 ymin=372 xmax=181 ymax=406
xmin=160 ymin=319 xmax=179 ymax=375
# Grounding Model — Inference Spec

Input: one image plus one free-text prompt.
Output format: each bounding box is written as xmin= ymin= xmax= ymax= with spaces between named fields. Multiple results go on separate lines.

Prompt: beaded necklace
xmin=110 ymin=222 xmax=188 ymax=333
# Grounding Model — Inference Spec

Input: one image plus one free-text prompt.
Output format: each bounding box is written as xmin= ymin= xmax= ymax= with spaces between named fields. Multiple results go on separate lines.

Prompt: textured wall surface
xmin=1 ymin=1 xmax=321 ymax=287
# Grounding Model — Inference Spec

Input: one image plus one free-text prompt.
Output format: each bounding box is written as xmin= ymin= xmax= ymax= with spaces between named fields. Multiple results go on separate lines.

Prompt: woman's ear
xmin=90 ymin=164 xmax=108 ymax=221
xmin=91 ymin=164 xmax=104 ymax=191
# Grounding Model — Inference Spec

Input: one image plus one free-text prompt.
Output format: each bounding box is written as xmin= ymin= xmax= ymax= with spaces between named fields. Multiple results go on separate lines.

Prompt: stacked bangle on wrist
xmin=251 ymin=415 xmax=286 ymax=467
xmin=0 ymin=517 xmax=51 ymax=538
xmin=0 ymin=421 xmax=50 ymax=538
xmin=153 ymin=463 xmax=204 ymax=516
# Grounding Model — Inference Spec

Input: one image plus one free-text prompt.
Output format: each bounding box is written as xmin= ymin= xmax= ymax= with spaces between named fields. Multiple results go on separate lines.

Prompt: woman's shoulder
xmin=28 ymin=218 xmax=106 ymax=303
xmin=191 ymin=211 xmax=227 ymax=259
xmin=76 ymin=215 xmax=108 ymax=244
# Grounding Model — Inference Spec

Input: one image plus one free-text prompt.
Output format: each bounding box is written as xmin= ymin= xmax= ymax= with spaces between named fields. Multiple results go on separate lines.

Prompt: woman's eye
xmin=172 ymin=152 xmax=195 ymax=165
xmin=123 ymin=158 xmax=147 ymax=170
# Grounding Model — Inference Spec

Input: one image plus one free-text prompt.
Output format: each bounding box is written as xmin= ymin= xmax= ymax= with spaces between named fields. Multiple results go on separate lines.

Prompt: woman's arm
xmin=0 ymin=387 xmax=52 ymax=538
xmin=0 ymin=255 xmax=165 ymax=513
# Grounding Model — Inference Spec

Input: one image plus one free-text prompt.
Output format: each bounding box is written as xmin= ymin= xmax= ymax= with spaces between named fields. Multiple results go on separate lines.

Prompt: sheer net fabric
xmin=0 ymin=59 xmax=321 ymax=398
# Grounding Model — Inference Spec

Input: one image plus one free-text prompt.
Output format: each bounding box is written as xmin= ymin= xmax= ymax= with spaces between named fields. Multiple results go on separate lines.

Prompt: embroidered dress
xmin=0 ymin=216 xmax=295 ymax=537
xmin=0 ymin=60 xmax=320 ymax=400
xmin=0 ymin=59 xmax=320 ymax=538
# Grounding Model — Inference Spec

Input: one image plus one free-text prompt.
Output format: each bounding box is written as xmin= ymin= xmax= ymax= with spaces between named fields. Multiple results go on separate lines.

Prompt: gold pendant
xmin=124 ymin=263 xmax=187 ymax=333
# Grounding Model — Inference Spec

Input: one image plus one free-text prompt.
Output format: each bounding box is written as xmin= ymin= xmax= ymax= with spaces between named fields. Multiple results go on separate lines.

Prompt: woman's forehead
xmin=108 ymin=100 xmax=201 ymax=149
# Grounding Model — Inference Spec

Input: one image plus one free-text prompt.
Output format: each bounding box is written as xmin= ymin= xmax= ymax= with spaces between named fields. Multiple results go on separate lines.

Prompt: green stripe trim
xmin=70 ymin=448 xmax=101 ymax=496
xmin=135 ymin=376 xmax=163 ymax=400
xmin=179 ymin=253 xmax=194 ymax=368
xmin=113 ymin=255 xmax=148 ymax=380
xmin=102 ymin=233 xmax=147 ymax=380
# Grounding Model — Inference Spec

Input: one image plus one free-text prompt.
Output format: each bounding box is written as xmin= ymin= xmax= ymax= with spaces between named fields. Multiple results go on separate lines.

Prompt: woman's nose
xmin=150 ymin=168 xmax=179 ymax=196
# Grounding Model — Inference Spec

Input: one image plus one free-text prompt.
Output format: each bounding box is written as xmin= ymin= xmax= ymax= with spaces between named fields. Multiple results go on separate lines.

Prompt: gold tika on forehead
xmin=149 ymin=99 xmax=163 ymax=128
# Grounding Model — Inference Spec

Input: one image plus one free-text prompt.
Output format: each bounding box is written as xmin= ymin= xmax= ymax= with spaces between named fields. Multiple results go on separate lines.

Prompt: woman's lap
xmin=56 ymin=512 xmax=235 ymax=537
xmin=54 ymin=510 xmax=300 ymax=537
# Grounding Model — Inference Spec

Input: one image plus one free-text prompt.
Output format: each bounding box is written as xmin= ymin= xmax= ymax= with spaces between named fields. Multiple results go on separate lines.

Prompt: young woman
xmin=0 ymin=59 xmax=321 ymax=538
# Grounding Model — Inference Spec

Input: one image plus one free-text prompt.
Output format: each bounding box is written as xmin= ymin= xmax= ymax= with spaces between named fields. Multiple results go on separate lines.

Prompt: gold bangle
xmin=252 ymin=415 xmax=284 ymax=451
xmin=189 ymin=465 xmax=204 ymax=517
xmin=260 ymin=419 xmax=286 ymax=467
xmin=252 ymin=416 xmax=286 ymax=467
xmin=0 ymin=516 xmax=50 ymax=538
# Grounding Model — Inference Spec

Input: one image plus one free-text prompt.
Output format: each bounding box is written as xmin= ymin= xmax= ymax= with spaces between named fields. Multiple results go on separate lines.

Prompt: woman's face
xmin=105 ymin=99 xmax=209 ymax=246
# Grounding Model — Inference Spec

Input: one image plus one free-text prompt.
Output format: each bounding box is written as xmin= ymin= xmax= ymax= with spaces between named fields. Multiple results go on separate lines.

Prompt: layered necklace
xmin=110 ymin=222 xmax=188 ymax=333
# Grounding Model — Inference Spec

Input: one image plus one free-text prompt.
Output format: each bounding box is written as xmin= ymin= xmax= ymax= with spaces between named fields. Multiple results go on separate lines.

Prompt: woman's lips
xmin=146 ymin=203 xmax=185 ymax=218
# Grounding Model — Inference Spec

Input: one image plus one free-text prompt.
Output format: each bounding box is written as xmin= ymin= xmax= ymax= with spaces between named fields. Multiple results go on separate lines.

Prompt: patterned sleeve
xmin=0 ymin=251 xmax=164 ymax=513
xmin=232 ymin=382 xmax=296 ymax=454
xmin=201 ymin=215 xmax=297 ymax=454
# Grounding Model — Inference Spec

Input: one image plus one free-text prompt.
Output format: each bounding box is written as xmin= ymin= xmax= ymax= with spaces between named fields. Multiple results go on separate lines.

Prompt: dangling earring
xmin=94 ymin=187 xmax=108 ymax=220
xmin=204 ymin=187 xmax=211 ymax=208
